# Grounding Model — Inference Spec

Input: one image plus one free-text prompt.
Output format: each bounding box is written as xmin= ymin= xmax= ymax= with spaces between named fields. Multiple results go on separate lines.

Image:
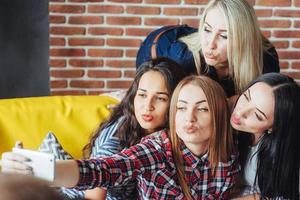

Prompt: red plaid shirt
xmin=75 ymin=130 xmax=239 ymax=199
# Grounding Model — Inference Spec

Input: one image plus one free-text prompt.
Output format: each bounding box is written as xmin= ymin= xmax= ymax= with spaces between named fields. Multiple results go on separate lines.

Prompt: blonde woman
xmin=1 ymin=76 xmax=239 ymax=199
xmin=137 ymin=0 xmax=279 ymax=98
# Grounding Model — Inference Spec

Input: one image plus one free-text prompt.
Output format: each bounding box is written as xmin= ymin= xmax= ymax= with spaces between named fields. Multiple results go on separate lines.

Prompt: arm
xmin=85 ymin=188 xmax=107 ymax=200
xmin=231 ymin=193 xmax=260 ymax=200
xmin=53 ymin=160 xmax=79 ymax=188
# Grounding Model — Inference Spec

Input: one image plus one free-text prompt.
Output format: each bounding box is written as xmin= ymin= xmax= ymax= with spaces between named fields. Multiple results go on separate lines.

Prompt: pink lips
xmin=142 ymin=114 xmax=153 ymax=122
xmin=231 ymin=114 xmax=241 ymax=125
xmin=204 ymin=52 xmax=217 ymax=60
xmin=184 ymin=125 xmax=197 ymax=133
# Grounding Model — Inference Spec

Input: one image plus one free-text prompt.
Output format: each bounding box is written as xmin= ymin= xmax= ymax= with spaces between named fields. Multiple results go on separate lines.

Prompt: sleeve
xmin=91 ymin=120 xmax=121 ymax=158
xmin=206 ymin=154 xmax=241 ymax=200
xmin=73 ymin=138 xmax=164 ymax=191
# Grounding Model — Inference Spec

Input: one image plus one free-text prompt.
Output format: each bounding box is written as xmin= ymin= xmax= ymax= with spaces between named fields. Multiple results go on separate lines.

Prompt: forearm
xmin=231 ymin=193 xmax=260 ymax=200
xmin=52 ymin=160 xmax=79 ymax=188
xmin=85 ymin=188 xmax=107 ymax=200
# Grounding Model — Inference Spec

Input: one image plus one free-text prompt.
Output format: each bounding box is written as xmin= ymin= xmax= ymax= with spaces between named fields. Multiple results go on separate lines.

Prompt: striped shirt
xmin=62 ymin=119 xmax=137 ymax=200
xmin=74 ymin=130 xmax=239 ymax=199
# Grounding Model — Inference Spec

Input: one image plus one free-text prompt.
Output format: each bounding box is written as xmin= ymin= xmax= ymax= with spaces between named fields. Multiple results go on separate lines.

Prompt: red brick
xmin=106 ymin=60 xmax=135 ymax=68
xmin=279 ymin=61 xmax=289 ymax=69
xmin=69 ymin=0 xmax=104 ymax=2
xmin=283 ymin=72 xmax=300 ymax=79
xmin=126 ymin=49 xmax=138 ymax=57
xmin=164 ymin=8 xmax=198 ymax=16
xmin=50 ymin=48 xmax=85 ymax=57
xmin=70 ymin=80 xmax=104 ymax=88
xmin=246 ymin=0 xmax=255 ymax=6
xmin=255 ymin=9 xmax=272 ymax=17
xmin=50 ymin=27 xmax=85 ymax=35
xmin=256 ymin=0 xmax=291 ymax=6
xmin=261 ymin=30 xmax=271 ymax=38
xmin=89 ymin=27 xmax=123 ymax=35
xmin=69 ymin=16 xmax=103 ymax=24
xmin=126 ymin=28 xmax=154 ymax=36
xmin=295 ymin=21 xmax=300 ymax=28
xmin=107 ymin=38 xmax=141 ymax=47
xmin=50 ymin=37 xmax=66 ymax=46
xmin=107 ymin=17 xmax=141 ymax=25
xmin=292 ymin=62 xmax=300 ymax=69
xmin=69 ymin=38 xmax=104 ymax=46
xmin=182 ymin=19 xmax=200 ymax=28
xmin=184 ymin=0 xmax=208 ymax=4
xmin=124 ymin=70 xmax=136 ymax=78
xmin=49 ymin=5 xmax=85 ymax=13
xmin=51 ymin=80 xmax=67 ymax=88
xmin=144 ymin=18 xmax=179 ymax=26
xmin=145 ymin=0 xmax=179 ymax=4
xmin=274 ymin=9 xmax=300 ymax=17
xmin=69 ymin=59 xmax=103 ymax=67
xmin=88 ymin=49 xmax=123 ymax=57
xmin=88 ymin=5 xmax=123 ymax=13
xmin=126 ymin=6 xmax=160 ymax=15
xmin=292 ymin=41 xmax=300 ymax=48
xmin=272 ymin=41 xmax=289 ymax=49
xmin=51 ymin=90 xmax=86 ymax=95
xmin=259 ymin=20 xmax=291 ymax=28
xmin=49 ymin=59 xmax=66 ymax=68
xmin=49 ymin=15 xmax=66 ymax=24
xmin=51 ymin=70 xmax=85 ymax=78
xmin=107 ymin=80 xmax=133 ymax=89
xmin=278 ymin=51 xmax=300 ymax=59
xmin=273 ymin=30 xmax=300 ymax=38
xmin=296 ymin=0 xmax=300 ymax=6
xmin=108 ymin=0 xmax=141 ymax=2
xmin=87 ymin=70 xmax=122 ymax=78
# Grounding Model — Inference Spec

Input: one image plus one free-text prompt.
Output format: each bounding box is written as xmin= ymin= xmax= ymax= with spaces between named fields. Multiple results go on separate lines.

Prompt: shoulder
xmin=263 ymin=45 xmax=280 ymax=73
xmin=139 ymin=129 xmax=170 ymax=151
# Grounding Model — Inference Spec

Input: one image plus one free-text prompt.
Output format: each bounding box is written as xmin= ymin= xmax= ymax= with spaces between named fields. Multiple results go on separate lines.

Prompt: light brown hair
xmin=169 ymin=75 xmax=233 ymax=199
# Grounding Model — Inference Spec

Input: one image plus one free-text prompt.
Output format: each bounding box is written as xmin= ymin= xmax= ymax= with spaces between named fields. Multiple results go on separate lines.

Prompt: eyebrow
xmin=138 ymin=88 xmax=169 ymax=96
xmin=178 ymin=99 xmax=207 ymax=104
xmin=248 ymin=89 xmax=268 ymax=119
xmin=204 ymin=22 xmax=227 ymax=32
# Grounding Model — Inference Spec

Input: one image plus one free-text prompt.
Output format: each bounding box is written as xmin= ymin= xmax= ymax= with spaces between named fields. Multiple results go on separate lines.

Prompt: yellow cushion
xmin=0 ymin=95 xmax=119 ymax=159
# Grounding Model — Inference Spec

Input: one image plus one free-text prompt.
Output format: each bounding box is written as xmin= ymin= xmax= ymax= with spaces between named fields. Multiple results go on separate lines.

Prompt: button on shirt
xmin=74 ymin=130 xmax=239 ymax=199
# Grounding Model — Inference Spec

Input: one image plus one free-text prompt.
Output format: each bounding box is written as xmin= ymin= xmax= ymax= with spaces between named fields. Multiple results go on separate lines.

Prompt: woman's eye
xmin=138 ymin=93 xmax=146 ymax=98
xmin=177 ymin=106 xmax=186 ymax=111
xmin=198 ymin=107 xmax=208 ymax=112
xmin=220 ymin=34 xmax=227 ymax=39
xmin=156 ymin=97 xmax=167 ymax=102
xmin=204 ymin=27 xmax=211 ymax=33
xmin=255 ymin=113 xmax=263 ymax=121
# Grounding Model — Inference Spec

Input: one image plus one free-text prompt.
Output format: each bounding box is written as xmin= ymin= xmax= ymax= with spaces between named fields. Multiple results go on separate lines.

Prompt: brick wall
xmin=49 ymin=0 xmax=300 ymax=95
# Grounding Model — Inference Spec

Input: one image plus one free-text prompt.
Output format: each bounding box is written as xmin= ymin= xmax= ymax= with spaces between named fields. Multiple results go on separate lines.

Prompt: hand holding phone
xmin=12 ymin=148 xmax=55 ymax=181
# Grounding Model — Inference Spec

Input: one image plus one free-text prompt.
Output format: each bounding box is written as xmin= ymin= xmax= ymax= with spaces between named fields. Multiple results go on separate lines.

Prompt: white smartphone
xmin=12 ymin=148 xmax=55 ymax=182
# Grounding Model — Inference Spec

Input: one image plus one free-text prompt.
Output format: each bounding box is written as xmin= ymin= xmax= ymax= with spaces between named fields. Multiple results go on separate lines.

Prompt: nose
xmin=235 ymin=105 xmax=250 ymax=119
xmin=185 ymin=108 xmax=196 ymax=123
xmin=145 ymin=97 xmax=154 ymax=111
xmin=208 ymin=33 xmax=217 ymax=50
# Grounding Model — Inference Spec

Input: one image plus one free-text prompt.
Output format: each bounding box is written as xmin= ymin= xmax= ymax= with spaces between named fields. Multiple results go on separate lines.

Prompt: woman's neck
xmin=184 ymin=142 xmax=208 ymax=157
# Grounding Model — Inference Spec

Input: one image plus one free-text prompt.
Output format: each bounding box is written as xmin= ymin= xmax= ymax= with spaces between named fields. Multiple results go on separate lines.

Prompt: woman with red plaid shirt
xmin=3 ymin=76 xmax=240 ymax=199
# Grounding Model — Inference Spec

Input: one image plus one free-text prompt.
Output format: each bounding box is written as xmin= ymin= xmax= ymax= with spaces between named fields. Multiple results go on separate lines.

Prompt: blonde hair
xmin=169 ymin=75 xmax=233 ymax=199
xmin=180 ymin=0 xmax=269 ymax=93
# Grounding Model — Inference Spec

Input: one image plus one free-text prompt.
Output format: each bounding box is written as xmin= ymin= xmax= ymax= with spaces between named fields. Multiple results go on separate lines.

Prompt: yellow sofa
xmin=0 ymin=95 xmax=119 ymax=159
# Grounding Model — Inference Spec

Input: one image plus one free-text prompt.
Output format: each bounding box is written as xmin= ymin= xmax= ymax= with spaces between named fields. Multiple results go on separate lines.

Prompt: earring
xmin=267 ymin=129 xmax=272 ymax=134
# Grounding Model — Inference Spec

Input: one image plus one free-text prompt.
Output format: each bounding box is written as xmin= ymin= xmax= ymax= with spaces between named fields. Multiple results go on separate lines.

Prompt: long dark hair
xmin=237 ymin=73 xmax=300 ymax=199
xmin=83 ymin=57 xmax=187 ymax=157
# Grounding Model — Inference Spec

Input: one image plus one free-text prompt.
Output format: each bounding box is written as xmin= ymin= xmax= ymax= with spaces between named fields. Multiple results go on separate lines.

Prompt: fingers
xmin=0 ymin=152 xmax=32 ymax=175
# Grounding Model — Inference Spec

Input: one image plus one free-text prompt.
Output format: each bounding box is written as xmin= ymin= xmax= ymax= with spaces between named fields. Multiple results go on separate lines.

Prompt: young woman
xmin=1 ymin=76 xmax=239 ymax=199
xmin=230 ymin=73 xmax=300 ymax=199
xmin=137 ymin=0 xmax=279 ymax=98
xmin=1 ymin=57 xmax=187 ymax=200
